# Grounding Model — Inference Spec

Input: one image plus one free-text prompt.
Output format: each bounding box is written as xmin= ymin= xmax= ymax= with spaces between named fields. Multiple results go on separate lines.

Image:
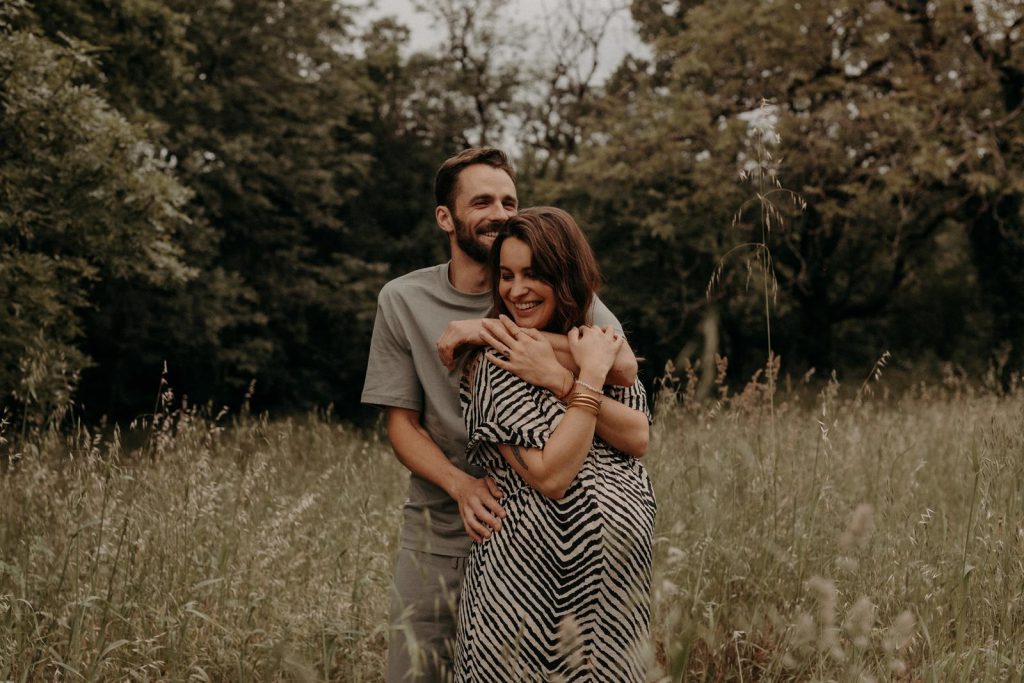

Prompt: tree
xmin=516 ymin=0 xmax=629 ymax=186
xmin=30 ymin=0 xmax=384 ymax=416
xmin=412 ymin=0 xmax=523 ymax=147
xmin=0 ymin=5 xmax=193 ymax=425
xmin=556 ymin=0 xmax=1024 ymax=381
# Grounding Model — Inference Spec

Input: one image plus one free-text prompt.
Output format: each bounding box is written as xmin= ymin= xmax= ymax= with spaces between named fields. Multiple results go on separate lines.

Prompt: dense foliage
xmin=1 ymin=0 xmax=1021 ymax=424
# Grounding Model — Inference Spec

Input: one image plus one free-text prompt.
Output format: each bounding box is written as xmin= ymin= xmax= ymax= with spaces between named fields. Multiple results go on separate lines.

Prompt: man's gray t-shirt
xmin=361 ymin=262 xmax=624 ymax=557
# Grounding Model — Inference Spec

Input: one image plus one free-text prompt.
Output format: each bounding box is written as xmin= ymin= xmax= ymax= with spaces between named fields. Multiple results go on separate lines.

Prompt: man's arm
xmin=591 ymin=389 xmax=649 ymax=457
xmin=438 ymin=315 xmax=637 ymax=386
xmin=385 ymin=407 xmax=505 ymax=543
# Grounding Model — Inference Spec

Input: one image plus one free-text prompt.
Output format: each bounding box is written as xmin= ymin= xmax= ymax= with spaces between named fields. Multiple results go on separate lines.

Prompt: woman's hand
xmin=483 ymin=316 xmax=569 ymax=394
xmin=568 ymin=325 xmax=623 ymax=386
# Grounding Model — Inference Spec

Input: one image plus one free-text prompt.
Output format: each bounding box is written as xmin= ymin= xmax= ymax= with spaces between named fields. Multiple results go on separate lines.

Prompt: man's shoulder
xmin=379 ymin=263 xmax=446 ymax=301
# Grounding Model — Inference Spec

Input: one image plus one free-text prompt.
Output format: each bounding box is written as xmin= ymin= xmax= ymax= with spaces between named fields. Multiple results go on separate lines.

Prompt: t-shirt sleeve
xmin=590 ymin=295 xmax=625 ymax=336
xmin=605 ymin=378 xmax=653 ymax=424
xmin=463 ymin=352 xmax=560 ymax=468
xmin=361 ymin=284 xmax=423 ymax=410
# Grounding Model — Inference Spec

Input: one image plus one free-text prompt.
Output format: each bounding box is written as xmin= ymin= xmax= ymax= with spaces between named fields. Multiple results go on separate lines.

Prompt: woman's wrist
xmin=576 ymin=366 xmax=608 ymax=391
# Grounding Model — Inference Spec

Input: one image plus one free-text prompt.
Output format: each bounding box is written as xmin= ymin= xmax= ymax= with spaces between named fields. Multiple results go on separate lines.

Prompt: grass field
xmin=1 ymin=374 xmax=1022 ymax=681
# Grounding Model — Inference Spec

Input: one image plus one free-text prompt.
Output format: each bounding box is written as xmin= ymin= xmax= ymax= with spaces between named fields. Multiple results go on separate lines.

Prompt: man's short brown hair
xmin=434 ymin=147 xmax=516 ymax=210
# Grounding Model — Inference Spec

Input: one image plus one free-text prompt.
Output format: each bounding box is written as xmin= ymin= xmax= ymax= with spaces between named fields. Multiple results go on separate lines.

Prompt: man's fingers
xmin=479 ymin=508 xmax=502 ymax=533
xmin=482 ymin=494 xmax=506 ymax=520
xmin=471 ymin=500 xmax=501 ymax=533
xmin=464 ymin=505 xmax=492 ymax=538
xmin=463 ymin=518 xmax=483 ymax=543
xmin=484 ymin=477 xmax=503 ymax=501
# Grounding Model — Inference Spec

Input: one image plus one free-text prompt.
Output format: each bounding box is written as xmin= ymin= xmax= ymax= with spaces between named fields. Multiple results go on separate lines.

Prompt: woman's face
xmin=498 ymin=237 xmax=556 ymax=330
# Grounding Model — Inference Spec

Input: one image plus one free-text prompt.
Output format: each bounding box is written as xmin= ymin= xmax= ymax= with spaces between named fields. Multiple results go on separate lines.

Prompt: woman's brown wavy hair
xmin=487 ymin=207 xmax=601 ymax=334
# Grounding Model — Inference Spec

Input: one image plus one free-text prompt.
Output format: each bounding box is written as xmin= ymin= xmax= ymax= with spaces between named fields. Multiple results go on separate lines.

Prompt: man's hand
xmin=480 ymin=315 xmax=571 ymax=394
xmin=437 ymin=319 xmax=486 ymax=370
xmin=450 ymin=474 xmax=505 ymax=543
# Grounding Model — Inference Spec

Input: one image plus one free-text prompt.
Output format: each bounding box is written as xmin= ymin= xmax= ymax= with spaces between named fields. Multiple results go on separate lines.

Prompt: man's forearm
xmin=594 ymin=397 xmax=649 ymax=457
xmin=385 ymin=407 xmax=471 ymax=497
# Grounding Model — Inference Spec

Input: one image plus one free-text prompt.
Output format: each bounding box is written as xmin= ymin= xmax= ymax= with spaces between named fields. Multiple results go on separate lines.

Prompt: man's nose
xmin=487 ymin=201 xmax=514 ymax=221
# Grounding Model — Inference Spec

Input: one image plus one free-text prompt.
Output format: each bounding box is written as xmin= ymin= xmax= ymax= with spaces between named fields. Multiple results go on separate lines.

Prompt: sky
xmin=366 ymin=0 xmax=648 ymax=82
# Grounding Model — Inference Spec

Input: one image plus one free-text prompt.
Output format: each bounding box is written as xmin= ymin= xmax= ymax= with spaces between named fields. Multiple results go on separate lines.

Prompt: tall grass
xmin=648 ymin=371 xmax=1024 ymax=681
xmin=0 ymin=406 xmax=405 ymax=681
xmin=2 ymin=374 xmax=1022 ymax=680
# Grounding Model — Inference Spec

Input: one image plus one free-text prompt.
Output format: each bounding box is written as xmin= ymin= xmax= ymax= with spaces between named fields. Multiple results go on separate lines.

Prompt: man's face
xmin=444 ymin=164 xmax=518 ymax=263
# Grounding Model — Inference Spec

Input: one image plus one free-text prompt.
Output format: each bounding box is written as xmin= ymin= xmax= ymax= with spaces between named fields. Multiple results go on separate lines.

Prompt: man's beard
xmin=454 ymin=214 xmax=500 ymax=264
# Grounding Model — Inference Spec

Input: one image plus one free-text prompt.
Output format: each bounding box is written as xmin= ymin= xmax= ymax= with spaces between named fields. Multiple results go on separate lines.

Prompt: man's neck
xmin=448 ymin=251 xmax=489 ymax=293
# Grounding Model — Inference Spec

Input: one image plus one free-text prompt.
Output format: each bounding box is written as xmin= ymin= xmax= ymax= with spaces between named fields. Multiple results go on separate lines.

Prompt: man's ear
xmin=436 ymin=205 xmax=455 ymax=236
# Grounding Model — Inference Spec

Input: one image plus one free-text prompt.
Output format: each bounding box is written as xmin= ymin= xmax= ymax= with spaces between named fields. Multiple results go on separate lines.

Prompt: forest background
xmin=2 ymin=0 xmax=1022 ymax=428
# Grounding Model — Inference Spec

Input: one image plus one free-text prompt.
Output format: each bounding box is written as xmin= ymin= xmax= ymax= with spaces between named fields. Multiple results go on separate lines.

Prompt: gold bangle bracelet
xmin=567 ymin=401 xmax=600 ymax=416
xmin=566 ymin=393 xmax=601 ymax=416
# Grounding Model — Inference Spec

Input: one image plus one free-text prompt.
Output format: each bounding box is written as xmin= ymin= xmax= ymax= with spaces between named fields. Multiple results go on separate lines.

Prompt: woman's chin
xmin=511 ymin=315 xmax=539 ymax=330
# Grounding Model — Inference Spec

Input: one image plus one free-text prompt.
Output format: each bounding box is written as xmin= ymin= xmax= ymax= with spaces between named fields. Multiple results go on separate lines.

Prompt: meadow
xmin=1 ymin=370 xmax=1022 ymax=681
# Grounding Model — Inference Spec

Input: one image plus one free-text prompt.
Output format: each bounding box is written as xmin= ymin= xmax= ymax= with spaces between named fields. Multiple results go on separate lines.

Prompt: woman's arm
xmin=496 ymin=407 xmax=597 ymax=500
xmin=490 ymin=326 xmax=627 ymax=499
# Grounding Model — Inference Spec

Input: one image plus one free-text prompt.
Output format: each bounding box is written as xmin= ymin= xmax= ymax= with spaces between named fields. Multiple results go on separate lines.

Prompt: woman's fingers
xmin=480 ymin=328 xmax=512 ymax=357
xmin=522 ymin=327 xmax=545 ymax=342
xmin=482 ymin=318 xmax=516 ymax=350
xmin=497 ymin=314 xmax=523 ymax=339
xmin=486 ymin=352 xmax=512 ymax=371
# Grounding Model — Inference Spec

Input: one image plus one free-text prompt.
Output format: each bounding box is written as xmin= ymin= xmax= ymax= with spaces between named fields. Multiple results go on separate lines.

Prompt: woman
xmin=455 ymin=207 xmax=656 ymax=682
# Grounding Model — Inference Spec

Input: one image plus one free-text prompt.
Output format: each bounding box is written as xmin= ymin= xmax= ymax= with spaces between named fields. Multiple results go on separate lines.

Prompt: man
xmin=361 ymin=148 xmax=635 ymax=682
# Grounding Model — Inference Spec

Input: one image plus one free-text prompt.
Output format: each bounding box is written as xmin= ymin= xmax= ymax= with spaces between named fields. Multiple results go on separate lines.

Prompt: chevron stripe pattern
xmin=454 ymin=355 xmax=656 ymax=682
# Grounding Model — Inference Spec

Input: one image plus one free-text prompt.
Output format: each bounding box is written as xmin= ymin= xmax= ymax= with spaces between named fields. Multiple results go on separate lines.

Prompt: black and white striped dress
xmin=454 ymin=353 xmax=656 ymax=682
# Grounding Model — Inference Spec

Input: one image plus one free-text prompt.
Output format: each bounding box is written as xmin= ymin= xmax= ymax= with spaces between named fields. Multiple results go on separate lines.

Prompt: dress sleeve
xmin=605 ymin=378 xmax=653 ymax=424
xmin=462 ymin=351 xmax=562 ymax=468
